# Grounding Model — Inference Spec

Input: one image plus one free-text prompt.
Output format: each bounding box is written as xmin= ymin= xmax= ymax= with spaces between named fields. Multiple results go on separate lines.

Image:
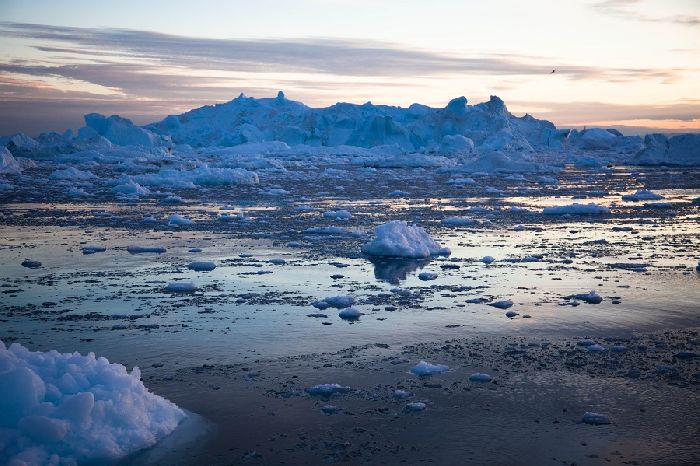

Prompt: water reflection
xmin=369 ymin=257 xmax=432 ymax=284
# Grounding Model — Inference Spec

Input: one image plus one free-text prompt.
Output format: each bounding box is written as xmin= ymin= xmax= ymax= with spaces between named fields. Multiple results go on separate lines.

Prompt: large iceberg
xmin=0 ymin=340 xmax=186 ymax=465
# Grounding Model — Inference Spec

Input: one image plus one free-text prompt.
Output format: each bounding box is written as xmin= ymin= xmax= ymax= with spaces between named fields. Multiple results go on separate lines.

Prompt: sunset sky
xmin=1 ymin=0 xmax=698 ymax=135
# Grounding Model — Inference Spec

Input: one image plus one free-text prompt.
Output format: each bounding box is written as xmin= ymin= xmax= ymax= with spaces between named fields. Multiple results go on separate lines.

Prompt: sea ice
xmin=542 ymin=203 xmax=609 ymax=215
xmin=313 ymin=295 xmax=355 ymax=309
xmin=490 ymin=299 xmax=513 ymax=309
xmin=168 ymin=214 xmax=194 ymax=226
xmin=404 ymin=402 xmax=427 ymax=412
xmin=127 ymin=245 xmax=166 ymax=254
xmin=305 ymin=384 xmax=351 ymax=396
xmin=468 ymin=373 xmax=493 ymax=382
xmin=188 ymin=261 xmax=216 ymax=272
xmin=622 ymin=189 xmax=665 ymax=201
xmin=581 ymin=412 xmax=611 ymax=425
xmin=323 ymin=209 xmax=352 ymax=220
xmin=81 ymin=245 xmax=106 ymax=255
xmin=338 ymin=307 xmax=362 ymax=319
xmin=572 ymin=291 xmax=603 ymax=304
xmin=362 ymin=220 xmax=450 ymax=258
xmin=418 ymin=272 xmax=438 ymax=281
xmin=409 ymin=361 xmax=449 ymax=376
xmin=164 ymin=281 xmax=198 ymax=292
xmin=0 ymin=340 xmax=185 ymax=465
xmin=441 ymin=216 xmax=477 ymax=226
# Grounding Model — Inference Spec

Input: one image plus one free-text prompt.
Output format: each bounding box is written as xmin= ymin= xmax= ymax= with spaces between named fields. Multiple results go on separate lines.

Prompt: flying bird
xmin=550 ymin=69 xmax=556 ymax=74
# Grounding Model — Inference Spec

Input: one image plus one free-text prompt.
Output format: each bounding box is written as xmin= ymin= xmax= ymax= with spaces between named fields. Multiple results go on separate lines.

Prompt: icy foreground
xmin=0 ymin=340 xmax=186 ymax=465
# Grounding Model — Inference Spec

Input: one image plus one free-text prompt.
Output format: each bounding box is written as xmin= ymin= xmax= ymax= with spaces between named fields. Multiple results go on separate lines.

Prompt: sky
xmin=0 ymin=0 xmax=698 ymax=136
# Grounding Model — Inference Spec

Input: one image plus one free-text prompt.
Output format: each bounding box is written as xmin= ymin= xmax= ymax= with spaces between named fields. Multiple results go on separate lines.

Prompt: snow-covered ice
xmin=362 ymin=221 xmax=450 ymax=258
xmin=409 ymin=361 xmax=449 ymax=376
xmin=0 ymin=340 xmax=185 ymax=465
xmin=543 ymin=203 xmax=610 ymax=215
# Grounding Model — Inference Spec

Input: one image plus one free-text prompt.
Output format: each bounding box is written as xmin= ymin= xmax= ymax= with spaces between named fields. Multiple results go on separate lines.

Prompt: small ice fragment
xmin=418 ymin=272 xmax=438 ymax=281
xmin=587 ymin=344 xmax=605 ymax=353
xmin=622 ymin=189 xmax=664 ymax=201
xmin=610 ymin=345 xmax=627 ymax=353
xmin=482 ymin=255 xmax=494 ymax=264
xmin=320 ymin=405 xmax=339 ymax=414
xmin=581 ymin=412 xmax=610 ymax=425
xmin=167 ymin=214 xmax=194 ymax=226
xmin=577 ymin=339 xmax=596 ymax=347
xmin=305 ymin=384 xmax=350 ymax=396
xmin=410 ymin=361 xmax=449 ymax=376
xmin=313 ymin=295 xmax=355 ymax=309
xmin=572 ymin=291 xmax=602 ymax=304
xmin=441 ymin=216 xmax=477 ymax=227
xmin=490 ymin=299 xmax=513 ymax=309
xmin=127 ymin=245 xmax=166 ymax=254
xmin=323 ymin=209 xmax=352 ymax=220
xmin=362 ymin=220 xmax=450 ymax=258
xmin=468 ymin=373 xmax=493 ymax=382
xmin=164 ymin=281 xmax=197 ymax=292
xmin=81 ymin=245 xmax=106 ymax=255
xmin=21 ymin=259 xmax=42 ymax=269
xmin=269 ymin=258 xmax=286 ymax=265
xmin=188 ymin=261 xmax=216 ymax=272
xmin=505 ymin=310 xmax=518 ymax=318
xmin=393 ymin=389 xmax=411 ymax=399
xmin=543 ymin=203 xmax=609 ymax=215
xmin=338 ymin=307 xmax=362 ymax=320
xmin=404 ymin=402 xmax=427 ymax=412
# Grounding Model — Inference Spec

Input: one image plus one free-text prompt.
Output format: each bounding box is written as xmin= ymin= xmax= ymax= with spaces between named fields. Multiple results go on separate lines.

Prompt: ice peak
xmin=445 ymin=96 xmax=468 ymax=115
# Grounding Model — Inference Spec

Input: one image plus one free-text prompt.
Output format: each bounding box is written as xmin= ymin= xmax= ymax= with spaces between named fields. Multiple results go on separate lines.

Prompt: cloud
xmin=593 ymin=0 xmax=700 ymax=26
xmin=0 ymin=22 xmax=683 ymax=82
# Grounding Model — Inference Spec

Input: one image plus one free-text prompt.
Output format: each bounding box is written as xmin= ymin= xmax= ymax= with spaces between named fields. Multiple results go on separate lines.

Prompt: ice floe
xmin=362 ymin=221 xmax=450 ymax=258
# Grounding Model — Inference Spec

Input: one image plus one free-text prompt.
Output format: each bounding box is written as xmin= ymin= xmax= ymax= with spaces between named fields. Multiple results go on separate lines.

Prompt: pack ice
xmin=0 ymin=340 xmax=185 ymax=465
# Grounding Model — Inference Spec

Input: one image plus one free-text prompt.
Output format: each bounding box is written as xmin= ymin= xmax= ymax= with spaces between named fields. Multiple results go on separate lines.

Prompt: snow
xmin=323 ymin=209 xmax=352 ymax=220
xmin=0 ymin=340 xmax=185 ymax=465
xmin=542 ymin=203 xmax=609 ymax=215
xmin=188 ymin=261 xmax=216 ymax=272
xmin=362 ymin=221 xmax=450 ymax=258
xmin=164 ymin=281 xmax=198 ymax=292
xmin=338 ymin=307 xmax=362 ymax=319
xmin=312 ymin=295 xmax=355 ymax=309
xmin=622 ymin=189 xmax=664 ymax=201
xmin=409 ymin=361 xmax=449 ymax=376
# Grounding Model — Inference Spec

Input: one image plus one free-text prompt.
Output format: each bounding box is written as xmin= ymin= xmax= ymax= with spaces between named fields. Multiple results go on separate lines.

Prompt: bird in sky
xmin=550 ymin=69 xmax=556 ymax=74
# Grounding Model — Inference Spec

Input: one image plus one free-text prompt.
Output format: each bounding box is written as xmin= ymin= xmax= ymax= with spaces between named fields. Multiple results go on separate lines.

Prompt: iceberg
xmin=362 ymin=221 xmax=450 ymax=258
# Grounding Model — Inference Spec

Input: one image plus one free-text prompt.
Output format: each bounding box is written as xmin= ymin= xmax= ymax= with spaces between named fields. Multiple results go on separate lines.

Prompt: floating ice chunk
xmin=622 ymin=189 xmax=664 ymax=201
xmin=576 ymin=339 xmax=596 ymax=347
xmin=537 ymin=176 xmax=558 ymax=184
xmin=320 ymin=405 xmax=339 ymax=414
xmin=409 ymin=361 xmax=449 ymax=376
xmin=447 ymin=177 xmax=476 ymax=185
xmin=168 ymin=214 xmax=194 ymax=226
xmin=127 ymin=245 xmax=166 ymax=254
xmin=21 ymin=259 xmax=42 ymax=269
xmin=581 ymin=412 xmax=610 ymax=425
xmin=490 ymin=299 xmax=513 ymax=309
xmin=418 ymin=272 xmax=438 ymax=281
xmin=441 ymin=216 xmax=477 ymax=227
xmin=112 ymin=179 xmax=150 ymax=196
xmin=389 ymin=190 xmax=409 ymax=197
xmin=362 ymin=220 xmax=450 ymax=258
xmin=468 ymin=373 xmax=493 ymax=382
xmin=0 ymin=148 xmax=22 ymax=175
xmin=305 ymin=226 xmax=364 ymax=238
xmin=696 ymin=261 xmax=700 ymax=272
xmin=161 ymin=195 xmax=184 ymax=204
xmin=482 ymin=255 xmax=494 ymax=264
xmin=68 ymin=187 xmax=91 ymax=198
xmin=485 ymin=186 xmax=504 ymax=195
xmin=543 ymin=203 xmax=609 ymax=215
xmin=572 ymin=291 xmax=603 ymax=304
xmin=188 ymin=261 xmax=216 ymax=272
xmin=313 ymin=295 xmax=355 ymax=309
xmin=323 ymin=209 xmax=352 ymax=220
xmin=610 ymin=345 xmax=627 ymax=353
xmin=164 ymin=281 xmax=198 ymax=292
xmin=269 ymin=258 xmax=286 ymax=265
xmin=338 ymin=307 xmax=362 ymax=319
xmin=260 ymin=187 xmax=289 ymax=196
xmin=404 ymin=402 xmax=427 ymax=412
xmin=142 ymin=215 xmax=158 ymax=224
xmin=505 ymin=310 xmax=518 ymax=318
xmin=0 ymin=340 xmax=185 ymax=464
xmin=393 ymin=389 xmax=411 ymax=399
xmin=81 ymin=245 xmax=106 ymax=255
xmin=50 ymin=167 xmax=97 ymax=180
xmin=305 ymin=384 xmax=351 ymax=396
xmin=587 ymin=344 xmax=605 ymax=353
